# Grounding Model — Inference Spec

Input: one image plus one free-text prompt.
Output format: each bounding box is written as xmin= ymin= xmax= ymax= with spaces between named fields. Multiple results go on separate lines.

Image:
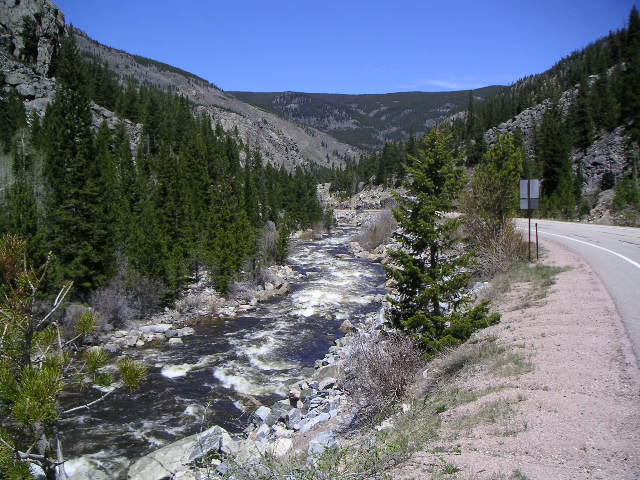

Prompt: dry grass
xmin=340 ymin=333 xmax=425 ymax=424
xmin=465 ymin=220 xmax=529 ymax=278
xmin=477 ymin=262 xmax=569 ymax=310
xmin=353 ymin=209 xmax=397 ymax=251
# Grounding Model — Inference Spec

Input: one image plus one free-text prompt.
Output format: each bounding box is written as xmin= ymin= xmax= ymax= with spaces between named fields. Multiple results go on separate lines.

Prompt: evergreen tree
xmin=41 ymin=35 xmax=113 ymax=293
xmin=0 ymin=235 xmax=145 ymax=480
xmin=622 ymin=6 xmax=640 ymax=184
xmin=0 ymin=89 xmax=26 ymax=152
xmin=536 ymin=106 xmax=576 ymax=217
xmin=19 ymin=16 xmax=38 ymax=64
xmin=570 ymin=76 xmax=594 ymax=152
xmin=465 ymin=133 xmax=524 ymax=232
xmin=385 ymin=129 xmax=498 ymax=352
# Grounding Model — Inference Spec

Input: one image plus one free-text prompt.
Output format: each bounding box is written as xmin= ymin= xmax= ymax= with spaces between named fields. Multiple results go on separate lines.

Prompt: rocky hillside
xmin=72 ymin=29 xmax=359 ymax=170
xmin=483 ymin=84 xmax=629 ymax=199
xmin=231 ymin=87 xmax=503 ymax=150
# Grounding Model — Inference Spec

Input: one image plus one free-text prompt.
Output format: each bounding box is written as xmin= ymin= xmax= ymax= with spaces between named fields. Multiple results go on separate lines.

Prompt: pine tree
xmin=536 ymin=106 xmax=576 ymax=217
xmin=622 ymin=6 xmax=640 ymax=185
xmin=19 ymin=16 xmax=38 ymax=64
xmin=41 ymin=35 xmax=113 ymax=293
xmin=465 ymin=133 xmax=524 ymax=232
xmin=385 ymin=129 xmax=498 ymax=352
xmin=570 ymin=76 xmax=594 ymax=152
xmin=0 ymin=235 xmax=146 ymax=480
xmin=0 ymin=89 xmax=26 ymax=152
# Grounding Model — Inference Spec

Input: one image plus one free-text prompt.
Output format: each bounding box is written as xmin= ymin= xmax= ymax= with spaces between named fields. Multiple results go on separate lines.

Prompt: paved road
xmin=516 ymin=218 xmax=640 ymax=360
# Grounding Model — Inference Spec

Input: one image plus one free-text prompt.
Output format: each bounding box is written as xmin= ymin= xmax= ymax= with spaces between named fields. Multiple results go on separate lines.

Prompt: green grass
xmin=489 ymin=352 xmax=534 ymax=377
xmin=479 ymin=261 xmax=569 ymax=309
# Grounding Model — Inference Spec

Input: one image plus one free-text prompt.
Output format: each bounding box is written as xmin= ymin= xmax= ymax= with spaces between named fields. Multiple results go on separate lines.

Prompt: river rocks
xmin=286 ymin=407 xmax=303 ymax=429
xmin=312 ymin=364 xmax=340 ymax=382
xmin=308 ymin=431 xmax=338 ymax=458
xmin=253 ymin=406 xmax=271 ymax=423
xmin=339 ymin=319 xmax=356 ymax=333
xmin=127 ymin=425 xmax=237 ymax=480
xmin=140 ymin=323 xmax=172 ymax=334
xmin=319 ymin=377 xmax=337 ymax=390
xmin=166 ymin=327 xmax=195 ymax=338
xmin=168 ymin=337 xmax=184 ymax=347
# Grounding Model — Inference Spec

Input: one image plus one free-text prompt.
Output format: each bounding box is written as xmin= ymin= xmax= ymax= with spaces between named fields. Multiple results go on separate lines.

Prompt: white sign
xmin=519 ymin=179 xmax=540 ymax=199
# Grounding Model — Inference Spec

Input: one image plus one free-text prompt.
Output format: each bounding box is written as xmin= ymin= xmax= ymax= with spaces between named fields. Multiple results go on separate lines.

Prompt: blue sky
xmin=55 ymin=0 xmax=636 ymax=94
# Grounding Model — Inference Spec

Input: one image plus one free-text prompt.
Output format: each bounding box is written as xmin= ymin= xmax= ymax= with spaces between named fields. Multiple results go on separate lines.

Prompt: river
xmin=58 ymin=225 xmax=386 ymax=478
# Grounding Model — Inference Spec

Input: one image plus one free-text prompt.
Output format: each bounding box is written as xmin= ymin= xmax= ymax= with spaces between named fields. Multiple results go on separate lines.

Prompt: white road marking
xmin=536 ymin=231 xmax=640 ymax=270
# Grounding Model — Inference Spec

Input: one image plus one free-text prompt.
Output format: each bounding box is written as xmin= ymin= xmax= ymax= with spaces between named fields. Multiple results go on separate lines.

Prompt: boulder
xmin=339 ymin=319 xmax=356 ymax=333
xmin=286 ymin=408 xmax=302 ymax=429
xmin=253 ymin=405 xmax=271 ymax=423
xmin=318 ymin=377 xmax=337 ymax=390
xmin=308 ymin=431 xmax=338 ymax=458
xmin=312 ymin=364 xmax=340 ymax=383
xmin=299 ymin=412 xmax=331 ymax=434
xmin=266 ymin=438 xmax=292 ymax=457
xmin=288 ymin=387 xmax=302 ymax=405
xmin=127 ymin=425 xmax=236 ymax=480
xmin=276 ymin=282 xmax=292 ymax=295
xmin=141 ymin=323 xmax=172 ymax=334
xmin=168 ymin=338 xmax=184 ymax=347
xmin=264 ymin=406 xmax=286 ymax=426
xmin=165 ymin=327 xmax=195 ymax=338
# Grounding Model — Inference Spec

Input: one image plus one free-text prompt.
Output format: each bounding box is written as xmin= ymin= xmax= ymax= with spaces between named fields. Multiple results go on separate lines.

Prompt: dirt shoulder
xmin=391 ymin=238 xmax=640 ymax=480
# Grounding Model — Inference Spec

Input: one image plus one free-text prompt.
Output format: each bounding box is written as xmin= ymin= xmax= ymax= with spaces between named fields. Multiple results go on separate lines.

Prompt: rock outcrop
xmin=483 ymin=87 xmax=629 ymax=198
xmin=0 ymin=0 xmax=64 ymax=75
xmin=574 ymin=126 xmax=629 ymax=196
xmin=0 ymin=0 xmax=144 ymax=148
xmin=484 ymin=89 xmax=575 ymax=158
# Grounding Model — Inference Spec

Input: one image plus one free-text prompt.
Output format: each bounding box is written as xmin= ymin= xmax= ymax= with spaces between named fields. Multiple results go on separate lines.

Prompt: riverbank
xmin=59 ymin=222 xmax=387 ymax=479
xmin=90 ymin=263 xmax=300 ymax=354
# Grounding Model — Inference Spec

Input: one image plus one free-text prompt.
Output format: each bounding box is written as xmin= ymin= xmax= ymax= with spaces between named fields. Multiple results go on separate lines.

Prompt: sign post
xmin=520 ymin=179 xmax=540 ymax=261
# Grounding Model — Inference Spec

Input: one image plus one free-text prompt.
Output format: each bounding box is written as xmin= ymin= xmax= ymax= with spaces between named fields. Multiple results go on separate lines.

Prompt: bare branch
xmin=62 ymin=388 xmax=115 ymax=415
xmin=0 ymin=436 xmax=63 ymax=466
xmin=36 ymin=281 xmax=73 ymax=332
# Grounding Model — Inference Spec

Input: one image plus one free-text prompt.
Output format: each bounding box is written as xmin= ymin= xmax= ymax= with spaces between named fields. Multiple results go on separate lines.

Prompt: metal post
xmin=528 ymin=180 xmax=531 ymax=261
xmin=535 ymin=222 xmax=539 ymax=260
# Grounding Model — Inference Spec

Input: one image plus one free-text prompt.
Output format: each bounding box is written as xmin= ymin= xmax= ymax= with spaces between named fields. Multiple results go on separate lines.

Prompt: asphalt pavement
xmin=516 ymin=218 xmax=640 ymax=360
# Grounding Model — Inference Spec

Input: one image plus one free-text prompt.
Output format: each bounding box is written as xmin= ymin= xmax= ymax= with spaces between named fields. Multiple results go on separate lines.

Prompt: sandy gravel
xmin=392 ymin=238 xmax=640 ymax=479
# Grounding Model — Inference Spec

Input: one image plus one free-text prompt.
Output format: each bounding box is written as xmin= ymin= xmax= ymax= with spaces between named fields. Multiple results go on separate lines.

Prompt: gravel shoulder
xmin=391 ymin=237 xmax=640 ymax=479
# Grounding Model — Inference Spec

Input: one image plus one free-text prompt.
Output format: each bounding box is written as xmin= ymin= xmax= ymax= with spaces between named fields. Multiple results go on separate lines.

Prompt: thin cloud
xmin=399 ymin=78 xmax=491 ymax=91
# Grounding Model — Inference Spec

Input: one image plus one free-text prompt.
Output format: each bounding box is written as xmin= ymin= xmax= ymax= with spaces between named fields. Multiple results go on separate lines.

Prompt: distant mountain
xmin=229 ymin=87 xmax=503 ymax=150
xmin=71 ymin=29 xmax=359 ymax=170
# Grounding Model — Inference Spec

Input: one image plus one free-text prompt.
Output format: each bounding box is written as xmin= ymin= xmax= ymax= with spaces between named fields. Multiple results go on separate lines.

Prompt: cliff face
xmin=483 ymin=86 xmax=629 ymax=197
xmin=0 ymin=0 xmax=64 ymax=75
xmin=73 ymin=31 xmax=359 ymax=170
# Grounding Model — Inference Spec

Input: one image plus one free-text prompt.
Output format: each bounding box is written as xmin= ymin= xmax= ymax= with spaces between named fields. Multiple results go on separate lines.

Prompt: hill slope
xmin=230 ymin=87 xmax=503 ymax=150
xmin=72 ymin=30 xmax=359 ymax=170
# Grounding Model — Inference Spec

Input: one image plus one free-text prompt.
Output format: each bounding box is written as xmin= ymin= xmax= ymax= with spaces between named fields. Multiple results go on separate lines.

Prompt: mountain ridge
xmin=230 ymin=86 xmax=504 ymax=150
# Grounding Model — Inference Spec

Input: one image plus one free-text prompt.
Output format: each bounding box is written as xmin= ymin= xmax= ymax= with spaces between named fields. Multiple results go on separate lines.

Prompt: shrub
xmin=89 ymin=258 xmax=166 ymax=329
xmin=339 ymin=333 xmax=424 ymax=423
xmin=353 ymin=209 xmax=397 ymax=251
xmin=613 ymin=176 xmax=640 ymax=211
xmin=464 ymin=217 xmax=528 ymax=277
